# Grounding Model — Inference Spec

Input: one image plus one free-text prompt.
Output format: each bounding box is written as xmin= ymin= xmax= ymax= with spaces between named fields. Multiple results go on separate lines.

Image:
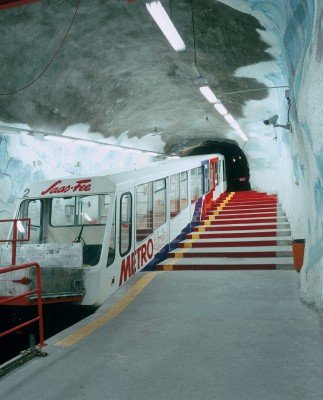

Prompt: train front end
xmin=0 ymin=175 xmax=116 ymax=305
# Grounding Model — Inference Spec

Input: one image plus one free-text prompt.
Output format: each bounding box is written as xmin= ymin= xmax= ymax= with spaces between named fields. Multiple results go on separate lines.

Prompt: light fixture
xmin=213 ymin=103 xmax=228 ymax=116
xmin=198 ymin=84 xmax=249 ymax=142
xmin=146 ymin=1 xmax=186 ymax=52
xmin=229 ymin=120 xmax=240 ymax=130
xmin=234 ymin=127 xmax=248 ymax=142
xmin=224 ymin=114 xmax=235 ymax=124
xmin=199 ymin=86 xmax=219 ymax=103
xmin=199 ymin=92 xmax=248 ymax=141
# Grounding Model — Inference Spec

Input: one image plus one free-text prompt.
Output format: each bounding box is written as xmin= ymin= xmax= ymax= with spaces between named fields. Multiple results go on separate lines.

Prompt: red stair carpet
xmin=156 ymin=191 xmax=293 ymax=271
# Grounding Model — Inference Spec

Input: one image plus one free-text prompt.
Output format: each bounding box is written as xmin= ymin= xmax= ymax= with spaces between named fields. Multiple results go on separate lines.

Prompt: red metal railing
xmin=0 ymin=218 xmax=31 ymax=266
xmin=0 ymin=262 xmax=45 ymax=347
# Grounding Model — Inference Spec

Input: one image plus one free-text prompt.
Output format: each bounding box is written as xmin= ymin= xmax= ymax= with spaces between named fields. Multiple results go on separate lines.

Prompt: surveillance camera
xmin=263 ymin=115 xmax=278 ymax=126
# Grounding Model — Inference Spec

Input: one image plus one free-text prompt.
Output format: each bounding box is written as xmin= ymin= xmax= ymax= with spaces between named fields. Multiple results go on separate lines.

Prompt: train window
xmin=154 ymin=179 xmax=166 ymax=230
xmin=51 ymin=195 xmax=108 ymax=226
xmin=136 ymin=182 xmax=153 ymax=243
xmin=119 ymin=193 xmax=132 ymax=257
xmin=19 ymin=199 xmax=42 ymax=243
xmin=99 ymin=195 xmax=110 ymax=223
xmin=204 ymin=163 xmax=210 ymax=193
xmin=198 ymin=166 xmax=203 ymax=196
xmin=217 ymin=161 xmax=222 ymax=183
xmin=180 ymin=171 xmax=188 ymax=211
xmin=210 ymin=162 xmax=215 ymax=189
xmin=51 ymin=197 xmax=75 ymax=226
xmin=222 ymin=159 xmax=226 ymax=183
xmin=77 ymin=196 xmax=100 ymax=225
xmin=213 ymin=161 xmax=221 ymax=186
xmin=190 ymin=168 xmax=199 ymax=203
xmin=170 ymin=173 xmax=180 ymax=218
xmin=213 ymin=162 xmax=218 ymax=186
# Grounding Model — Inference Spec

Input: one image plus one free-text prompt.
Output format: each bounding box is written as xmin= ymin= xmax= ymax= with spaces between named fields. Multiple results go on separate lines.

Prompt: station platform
xmin=1 ymin=270 xmax=323 ymax=400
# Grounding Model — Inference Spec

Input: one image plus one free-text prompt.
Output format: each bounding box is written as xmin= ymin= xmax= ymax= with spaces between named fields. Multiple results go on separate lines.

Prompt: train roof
xmin=22 ymin=154 xmax=223 ymax=199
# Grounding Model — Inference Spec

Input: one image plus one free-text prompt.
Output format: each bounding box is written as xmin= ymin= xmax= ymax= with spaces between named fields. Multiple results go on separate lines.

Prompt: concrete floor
xmin=1 ymin=271 xmax=323 ymax=400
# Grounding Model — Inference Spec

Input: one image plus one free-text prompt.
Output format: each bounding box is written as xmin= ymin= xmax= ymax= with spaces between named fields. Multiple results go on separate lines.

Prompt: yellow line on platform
xmin=56 ymin=273 xmax=158 ymax=347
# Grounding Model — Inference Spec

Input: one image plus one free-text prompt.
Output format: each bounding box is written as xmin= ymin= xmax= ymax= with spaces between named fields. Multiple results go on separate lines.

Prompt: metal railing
xmin=0 ymin=262 xmax=45 ymax=347
xmin=0 ymin=218 xmax=31 ymax=265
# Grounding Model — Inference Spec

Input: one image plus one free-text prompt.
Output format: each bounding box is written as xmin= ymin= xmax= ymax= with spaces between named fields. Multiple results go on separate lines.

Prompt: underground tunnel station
xmin=0 ymin=1 xmax=322 ymax=398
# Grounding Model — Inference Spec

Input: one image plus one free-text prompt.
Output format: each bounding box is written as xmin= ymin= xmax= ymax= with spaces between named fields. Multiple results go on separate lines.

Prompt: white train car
xmin=1 ymin=154 xmax=226 ymax=306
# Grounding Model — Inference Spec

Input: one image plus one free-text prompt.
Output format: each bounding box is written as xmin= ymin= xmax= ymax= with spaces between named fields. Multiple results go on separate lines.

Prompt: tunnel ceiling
xmin=0 ymin=0 xmax=285 ymax=155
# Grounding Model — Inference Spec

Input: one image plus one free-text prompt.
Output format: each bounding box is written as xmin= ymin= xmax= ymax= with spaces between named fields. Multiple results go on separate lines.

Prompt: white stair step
xmin=191 ymin=229 xmax=291 ymax=235
xmin=207 ymin=216 xmax=288 ymax=221
xmin=171 ymin=245 xmax=292 ymax=254
xmin=158 ymin=257 xmax=294 ymax=265
xmin=199 ymin=222 xmax=290 ymax=227
xmin=212 ymin=210 xmax=284 ymax=216
xmin=171 ymin=246 xmax=292 ymax=253
xmin=183 ymin=236 xmax=292 ymax=243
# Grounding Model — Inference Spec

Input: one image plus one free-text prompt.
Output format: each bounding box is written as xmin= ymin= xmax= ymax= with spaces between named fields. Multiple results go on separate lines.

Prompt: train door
xmin=201 ymin=159 xmax=212 ymax=219
xmin=214 ymin=159 xmax=225 ymax=198
xmin=152 ymin=178 xmax=168 ymax=251
xmin=134 ymin=179 xmax=168 ymax=270
xmin=209 ymin=157 xmax=218 ymax=192
xmin=210 ymin=157 xmax=221 ymax=199
xmin=118 ymin=190 xmax=134 ymax=265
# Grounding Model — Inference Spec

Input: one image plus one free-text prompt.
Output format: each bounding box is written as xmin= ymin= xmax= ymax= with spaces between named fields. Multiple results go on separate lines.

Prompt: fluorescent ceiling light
xmin=146 ymin=1 xmax=186 ymax=52
xmin=224 ymin=113 xmax=235 ymax=124
xmin=225 ymin=115 xmax=248 ymax=141
xmin=199 ymin=86 xmax=219 ymax=103
xmin=235 ymin=127 xmax=248 ymax=142
xmin=213 ymin=103 xmax=228 ymax=116
xmin=229 ymin=120 xmax=240 ymax=130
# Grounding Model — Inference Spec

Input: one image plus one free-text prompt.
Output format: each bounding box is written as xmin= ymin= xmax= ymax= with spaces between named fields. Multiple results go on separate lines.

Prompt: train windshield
xmin=50 ymin=194 xmax=110 ymax=226
xmin=18 ymin=194 xmax=115 ymax=266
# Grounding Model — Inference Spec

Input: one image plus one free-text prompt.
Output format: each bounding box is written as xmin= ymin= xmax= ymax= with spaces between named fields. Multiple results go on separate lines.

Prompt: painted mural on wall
xmin=219 ymin=0 xmax=323 ymax=310
xmin=0 ymin=128 xmax=164 ymax=237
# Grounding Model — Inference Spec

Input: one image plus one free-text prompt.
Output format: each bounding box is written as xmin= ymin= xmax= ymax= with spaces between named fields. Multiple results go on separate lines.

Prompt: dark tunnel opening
xmin=180 ymin=140 xmax=251 ymax=191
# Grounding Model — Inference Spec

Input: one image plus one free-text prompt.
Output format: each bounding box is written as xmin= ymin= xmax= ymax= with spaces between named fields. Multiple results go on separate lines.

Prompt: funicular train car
xmin=0 ymin=154 xmax=226 ymax=306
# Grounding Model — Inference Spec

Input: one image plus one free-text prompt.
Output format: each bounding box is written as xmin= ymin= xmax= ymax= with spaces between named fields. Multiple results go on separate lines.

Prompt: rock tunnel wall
xmin=286 ymin=0 xmax=323 ymax=311
xmin=219 ymin=0 xmax=322 ymax=308
xmin=256 ymin=0 xmax=322 ymax=310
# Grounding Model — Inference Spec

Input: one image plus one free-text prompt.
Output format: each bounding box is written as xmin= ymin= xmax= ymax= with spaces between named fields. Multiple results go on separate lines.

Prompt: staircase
xmin=156 ymin=191 xmax=294 ymax=271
